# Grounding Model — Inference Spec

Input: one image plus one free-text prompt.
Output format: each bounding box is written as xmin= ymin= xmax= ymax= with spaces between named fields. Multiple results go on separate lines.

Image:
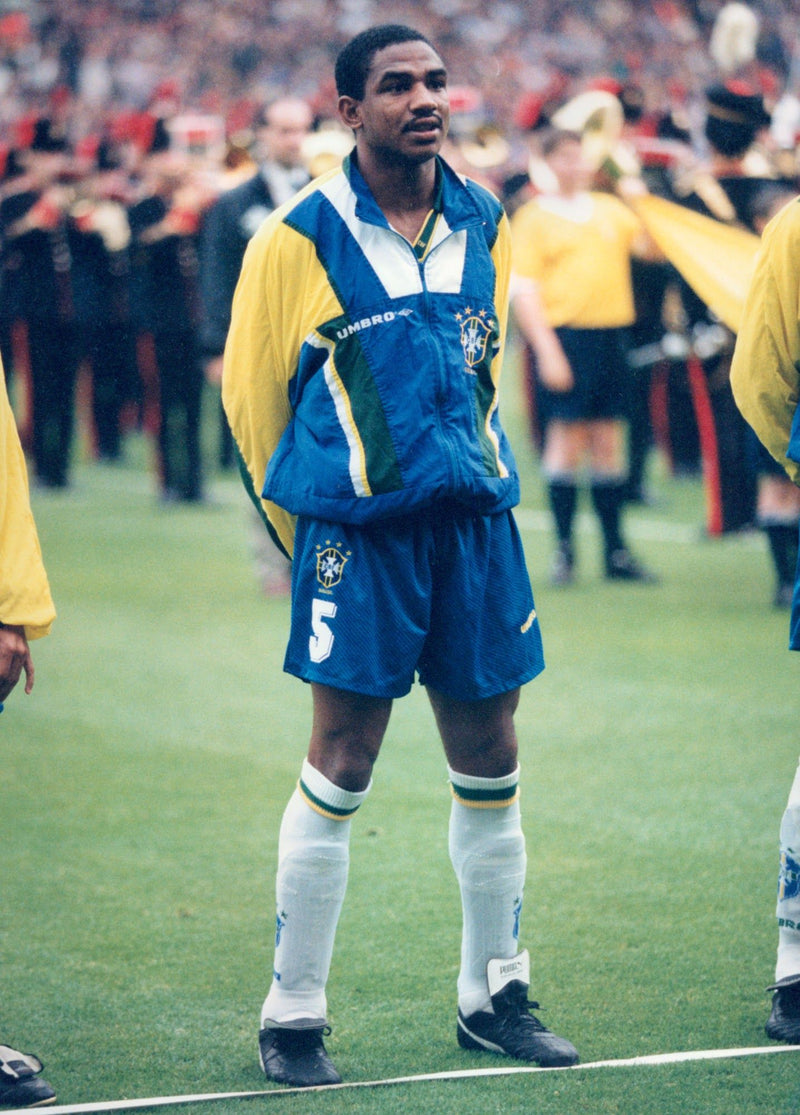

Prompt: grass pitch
xmin=3 ymin=358 xmax=800 ymax=1113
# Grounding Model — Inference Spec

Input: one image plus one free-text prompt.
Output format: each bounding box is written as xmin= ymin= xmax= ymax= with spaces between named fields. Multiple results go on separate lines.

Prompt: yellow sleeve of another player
xmin=0 ymin=366 xmax=56 ymax=638
xmin=731 ymin=199 xmax=800 ymax=486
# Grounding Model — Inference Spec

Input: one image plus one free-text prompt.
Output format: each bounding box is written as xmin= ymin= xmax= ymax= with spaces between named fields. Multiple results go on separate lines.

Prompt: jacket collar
xmin=343 ymin=151 xmax=484 ymax=232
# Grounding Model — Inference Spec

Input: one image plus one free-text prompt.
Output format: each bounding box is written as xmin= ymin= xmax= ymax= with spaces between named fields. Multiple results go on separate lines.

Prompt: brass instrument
xmin=550 ymin=90 xmax=641 ymax=179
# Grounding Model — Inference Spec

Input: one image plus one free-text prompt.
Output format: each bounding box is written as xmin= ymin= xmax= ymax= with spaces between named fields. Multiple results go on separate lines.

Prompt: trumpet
xmin=550 ymin=89 xmax=641 ymax=179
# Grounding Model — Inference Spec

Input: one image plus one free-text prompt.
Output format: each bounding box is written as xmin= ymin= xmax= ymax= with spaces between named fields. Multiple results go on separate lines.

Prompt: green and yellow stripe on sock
xmin=449 ymin=773 xmax=520 ymax=810
xmin=297 ymin=777 xmax=363 ymax=821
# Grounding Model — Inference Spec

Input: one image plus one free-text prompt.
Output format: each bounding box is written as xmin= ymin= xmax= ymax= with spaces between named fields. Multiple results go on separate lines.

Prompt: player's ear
xmin=338 ymin=96 xmax=362 ymax=132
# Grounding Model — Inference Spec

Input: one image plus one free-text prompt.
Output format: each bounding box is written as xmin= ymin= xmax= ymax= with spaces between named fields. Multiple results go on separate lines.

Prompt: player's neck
xmin=359 ymin=152 xmax=438 ymax=234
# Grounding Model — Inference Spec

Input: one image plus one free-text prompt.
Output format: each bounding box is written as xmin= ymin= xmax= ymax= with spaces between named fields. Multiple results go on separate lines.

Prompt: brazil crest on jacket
xmin=222 ymin=151 xmax=518 ymax=557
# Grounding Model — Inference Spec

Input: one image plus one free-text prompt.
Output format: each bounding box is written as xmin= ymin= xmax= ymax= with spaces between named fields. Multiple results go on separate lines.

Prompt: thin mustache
xmin=404 ymin=114 xmax=443 ymax=131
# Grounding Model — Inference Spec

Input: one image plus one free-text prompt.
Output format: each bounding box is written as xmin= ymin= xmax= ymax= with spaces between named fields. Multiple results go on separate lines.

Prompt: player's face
xmin=341 ymin=40 xmax=450 ymax=165
xmin=547 ymin=137 xmax=591 ymax=195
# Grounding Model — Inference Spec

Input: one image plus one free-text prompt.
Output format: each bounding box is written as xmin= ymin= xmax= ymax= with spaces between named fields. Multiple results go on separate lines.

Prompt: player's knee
xmin=307 ymin=738 xmax=379 ymax=792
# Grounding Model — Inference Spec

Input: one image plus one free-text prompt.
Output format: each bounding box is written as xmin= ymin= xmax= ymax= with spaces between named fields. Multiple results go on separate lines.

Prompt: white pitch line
xmin=13 ymin=1044 xmax=800 ymax=1114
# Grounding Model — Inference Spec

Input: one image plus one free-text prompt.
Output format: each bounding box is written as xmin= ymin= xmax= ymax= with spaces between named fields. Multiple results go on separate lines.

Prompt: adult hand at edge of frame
xmin=0 ymin=624 xmax=34 ymax=702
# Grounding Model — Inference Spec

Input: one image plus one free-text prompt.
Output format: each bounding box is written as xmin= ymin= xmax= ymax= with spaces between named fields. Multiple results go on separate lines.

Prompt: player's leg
xmin=260 ymin=685 xmax=391 ymax=1086
xmin=587 ymin=416 xmax=627 ymax=564
xmin=306 ymin=683 xmax=392 ymax=791
xmin=766 ymin=756 xmax=800 ymax=1042
xmin=260 ymin=515 xmax=424 ymax=1087
xmin=429 ymin=686 xmax=578 ymax=1067
xmin=541 ymin=325 xmax=600 ymax=586
xmin=430 ymin=685 xmax=524 ymax=1011
xmin=421 ymin=510 xmax=577 ymax=1067
xmin=588 ymin=417 xmax=656 ymax=581
xmin=542 ymin=419 xmax=587 ymax=585
xmin=757 ymin=471 xmax=800 ymax=609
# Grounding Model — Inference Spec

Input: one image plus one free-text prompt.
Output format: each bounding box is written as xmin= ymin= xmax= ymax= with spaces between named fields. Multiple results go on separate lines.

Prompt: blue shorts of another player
xmin=284 ymin=505 xmax=544 ymax=700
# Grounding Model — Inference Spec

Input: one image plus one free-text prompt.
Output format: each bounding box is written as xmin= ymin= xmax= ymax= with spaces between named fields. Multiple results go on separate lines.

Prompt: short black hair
xmin=335 ymin=24 xmax=435 ymax=101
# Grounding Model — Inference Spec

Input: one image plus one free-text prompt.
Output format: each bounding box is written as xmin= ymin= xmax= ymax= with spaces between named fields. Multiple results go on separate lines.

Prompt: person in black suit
xmin=0 ymin=119 xmax=79 ymax=489
xmin=70 ymin=141 xmax=136 ymax=463
xmin=128 ymin=121 xmax=213 ymax=503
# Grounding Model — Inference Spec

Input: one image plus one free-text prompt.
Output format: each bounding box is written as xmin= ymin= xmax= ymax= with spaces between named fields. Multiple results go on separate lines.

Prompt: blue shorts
xmin=284 ymin=507 xmax=545 ymax=700
xmin=539 ymin=326 xmax=631 ymax=423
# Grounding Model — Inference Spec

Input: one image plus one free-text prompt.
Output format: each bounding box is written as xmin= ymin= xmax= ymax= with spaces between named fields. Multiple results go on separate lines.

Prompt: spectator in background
xmin=0 ymin=148 xmax=28 ymax=397
xmin=1 ymin=0 xmax=792 ymax=177
xmin=128 ymin=119 xmax=214 ymax=504
xmin=69 ymin=139 xmax=136 ymax=463
xmin=0 ymin=119 xmax=79 ymax=490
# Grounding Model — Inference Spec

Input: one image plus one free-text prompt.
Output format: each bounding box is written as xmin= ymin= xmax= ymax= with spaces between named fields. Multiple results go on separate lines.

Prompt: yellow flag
xmin=630 ymin=193 xmax=760 ymax=334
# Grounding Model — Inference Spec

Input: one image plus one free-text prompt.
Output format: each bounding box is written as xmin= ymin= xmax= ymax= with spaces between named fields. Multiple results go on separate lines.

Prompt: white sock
xmin=776 ymin=757 xmax=800 ymax=981
xmin=448 ymin=765 xmax=527 ymax=1017
xmin=261 ymin=759 xmax=371 ymax=1026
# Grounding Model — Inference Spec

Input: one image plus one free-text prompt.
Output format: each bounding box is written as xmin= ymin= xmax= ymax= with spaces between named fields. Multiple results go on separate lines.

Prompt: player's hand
xmin=0 ymin=624 xmax=34 ymax=701
xmin=205 ymin=355 xmax=224 ymax=385
xmin=537 ymin=338 xmax=573 ymax=392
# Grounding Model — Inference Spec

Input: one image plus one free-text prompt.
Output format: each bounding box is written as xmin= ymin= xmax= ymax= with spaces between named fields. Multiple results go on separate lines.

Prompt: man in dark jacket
xmin=0 ymin=119 xmax=78 ymax=489
xmin=129 ymin=125 xmax=211 ymax=503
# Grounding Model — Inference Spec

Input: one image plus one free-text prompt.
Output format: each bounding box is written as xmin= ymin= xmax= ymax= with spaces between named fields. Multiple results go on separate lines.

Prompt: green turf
xmin=3 ymin=353 xmax=800 ymax=1113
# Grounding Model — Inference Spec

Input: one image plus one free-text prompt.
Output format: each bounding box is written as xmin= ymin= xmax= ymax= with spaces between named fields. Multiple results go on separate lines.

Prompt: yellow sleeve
xmin=221 ymin=218 xmax=302 ymax=558
xmin=731 ymin=199 xmax=800 ymax=485
xmin=0 ymin=367 xmax=55 ymax=638
xmin=222 ymin=188 xmax=347 ymax=557
xmin=492 ymin=211 xmax=511 ymax=376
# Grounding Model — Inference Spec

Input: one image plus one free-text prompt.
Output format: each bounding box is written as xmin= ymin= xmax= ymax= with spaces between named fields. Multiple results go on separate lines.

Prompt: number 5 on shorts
xmin=309 ymin=598 xmax=337 ymax=663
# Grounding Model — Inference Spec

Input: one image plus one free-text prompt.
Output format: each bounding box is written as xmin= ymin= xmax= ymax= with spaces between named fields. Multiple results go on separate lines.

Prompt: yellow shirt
xmin=731 ymin=196 xmax=800 ymax=486
xmin=511 ymin=191 xmax=642 ymax=328
xmin=0 ymin=366 xmax=55 ymax=638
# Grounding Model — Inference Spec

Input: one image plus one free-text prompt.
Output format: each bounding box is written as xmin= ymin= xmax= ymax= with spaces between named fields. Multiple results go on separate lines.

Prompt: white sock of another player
xmin=776 ymin=757 xmax=800 ymax=981
xmin=448 ymin=765 xmax=527 ymax=1017
xmin=261 ymin=759 xmax=371 ymax=1027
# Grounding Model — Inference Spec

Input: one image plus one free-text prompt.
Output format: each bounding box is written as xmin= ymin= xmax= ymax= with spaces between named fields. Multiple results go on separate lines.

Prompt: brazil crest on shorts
xmin=316 ymin=545 xmax=348 ymax=591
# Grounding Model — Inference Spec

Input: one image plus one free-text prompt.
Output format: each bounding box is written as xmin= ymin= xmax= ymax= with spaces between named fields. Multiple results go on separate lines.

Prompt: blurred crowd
xmin=1 ymin=0 xmax=799 ymax=150
xmin=2 ymin=0 xmax=800 ymax=596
